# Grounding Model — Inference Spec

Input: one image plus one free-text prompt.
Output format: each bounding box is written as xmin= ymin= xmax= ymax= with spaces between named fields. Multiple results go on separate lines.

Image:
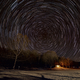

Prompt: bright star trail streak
xmin=0 ymin=0 xmax=80 ymax=61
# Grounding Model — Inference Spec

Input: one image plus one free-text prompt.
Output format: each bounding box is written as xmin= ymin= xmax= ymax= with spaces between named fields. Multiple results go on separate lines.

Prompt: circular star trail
xmin=0 ymin=0 xmax=80 ymax=61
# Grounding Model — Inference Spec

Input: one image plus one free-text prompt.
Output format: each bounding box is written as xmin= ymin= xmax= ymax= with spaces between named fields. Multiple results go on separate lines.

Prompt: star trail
xmin=0 ymin=0 xmax=80 ymax=61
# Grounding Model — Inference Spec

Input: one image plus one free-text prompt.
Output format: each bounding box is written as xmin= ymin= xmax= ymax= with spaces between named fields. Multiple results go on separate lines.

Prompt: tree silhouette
xmin=59 ymin=57 xmax=65 ymax=67
xmin=7 ymin=33 xmax=30 ymax=69
xmin=59 ymin=57 xmax=72 ymax=67
xmin=42 ymin=51 xmax=58 ymax=68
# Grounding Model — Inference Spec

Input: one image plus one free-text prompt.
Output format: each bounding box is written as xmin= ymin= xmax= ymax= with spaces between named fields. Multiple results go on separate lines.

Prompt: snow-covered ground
xmin=0 ymin=69 xmax=80 ymax=80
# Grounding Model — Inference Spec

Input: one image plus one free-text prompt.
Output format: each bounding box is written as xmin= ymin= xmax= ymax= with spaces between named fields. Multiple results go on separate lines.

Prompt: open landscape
xmin=0 ymin=0 xmax=80 ymax=80
xmin=0 ymin=69 xmax=80 ymax=80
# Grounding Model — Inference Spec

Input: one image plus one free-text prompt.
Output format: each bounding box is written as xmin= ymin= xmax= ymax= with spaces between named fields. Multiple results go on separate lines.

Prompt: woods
xmin=0 ymin=47 xmax=74 ymax=69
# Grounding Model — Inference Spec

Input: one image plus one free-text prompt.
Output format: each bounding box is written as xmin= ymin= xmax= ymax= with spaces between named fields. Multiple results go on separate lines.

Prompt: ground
xmin=0 ymin=69 xmax=80 ymax=80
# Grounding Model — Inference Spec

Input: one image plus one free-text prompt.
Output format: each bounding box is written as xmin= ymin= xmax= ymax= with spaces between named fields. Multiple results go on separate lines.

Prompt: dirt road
xmin=0 ymin=69 xmax=80 ymax=80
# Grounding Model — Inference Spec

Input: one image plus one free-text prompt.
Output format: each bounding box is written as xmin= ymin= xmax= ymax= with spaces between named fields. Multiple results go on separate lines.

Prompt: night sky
xmin=0 ymin=0 xmax=80 ymax=61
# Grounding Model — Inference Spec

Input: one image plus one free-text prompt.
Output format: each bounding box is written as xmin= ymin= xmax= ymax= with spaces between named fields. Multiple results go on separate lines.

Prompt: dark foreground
xmin=0 ymin=69 xmax=80 ymax=80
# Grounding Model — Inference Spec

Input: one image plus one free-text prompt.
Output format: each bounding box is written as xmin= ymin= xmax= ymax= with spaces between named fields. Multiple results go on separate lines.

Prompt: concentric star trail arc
xmin=0 ymin=0 xmax=80 ymax=61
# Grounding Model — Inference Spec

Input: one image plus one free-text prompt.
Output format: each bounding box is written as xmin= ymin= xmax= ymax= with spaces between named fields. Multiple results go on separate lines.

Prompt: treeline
xmin=0 ymin=48 xmax=80 ymax=69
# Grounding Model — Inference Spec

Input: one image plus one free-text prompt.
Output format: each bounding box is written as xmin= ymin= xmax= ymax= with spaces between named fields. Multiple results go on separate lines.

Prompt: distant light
xmin=56 ymin=65 xmax=60 ymax=68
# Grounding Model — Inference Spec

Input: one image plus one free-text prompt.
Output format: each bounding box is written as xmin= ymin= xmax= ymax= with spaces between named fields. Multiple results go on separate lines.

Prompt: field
xmin=0 ymin=69 xmax=80 ymax=80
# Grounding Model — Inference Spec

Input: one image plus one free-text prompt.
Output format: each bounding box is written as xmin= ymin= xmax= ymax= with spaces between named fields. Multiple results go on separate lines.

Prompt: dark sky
xmin=0 ymin=0 xmax=80 ymax=61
